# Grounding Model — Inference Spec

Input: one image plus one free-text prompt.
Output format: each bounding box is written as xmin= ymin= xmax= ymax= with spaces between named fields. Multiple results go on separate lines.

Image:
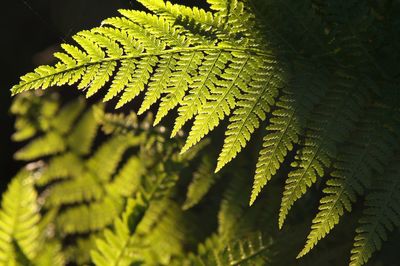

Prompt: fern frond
xmin=154 ymin=51 xmax=204 ymax=125
xmin=120 ymin=9 xmax=189 ymax=47
xmin=216 ymin=60 xmax=280 ymax=172
xmin=171 ymin=50 xmax=230 ymax=137
xmin=56 ymin=196 xmax=124 ymax=234
xmin=66 ymin=234 xmax=100 ymax=265
xmin=349 ymin=157 xmax=400 ymax=266
xmin=251 ymin=65 xmax=328 ymax=205
xmin=36 ymin=153 xmax=84 ymax=186
xmin=86 ymin=134 xmax=143 ymax=182
xmin=206 ymin=0 xmax=228 ymax=11
xmin=136 ymin=200 xmax=191 ymax=264
xmin=106 ymin=156 xmax=145 ymax=197
xmin=298 ymin=108 xmax=400 ymax=257
xmin=41 ymin=134 xmax=145 ymax=235
xmin=0 ymin=171 xmax=40 ymax=265
xmin=218 ymin=172 xmax=251 ymax=240
xmin=10 ymin=1 xmax=400 ymax=264
xmin=279 ymin=73 xmax=369 ymax=228
xmin=138 ymin=0 xmax=221 ymax=37
xmin=32 ymin=241 xmax=65 ymax=266
xmin=50 ymin=97 xmax=86 ymax=134
xmin=14 ymin=132 xmax=66 ymax=161
xmin=94 ymin=108 xmax=141 ymax=135
xmin=66 ymin=104 xmax=100 ymax=155
xmin=183 ymin=232 xmax=272 ymax=266
xmin=138 ymin=54 xmax=175 ymax=114
xmin=11 ymin=1 xmax=274 ymax=173
xmin=44 ymin=172 xmax=103 ymax=206
xmin=91 ymin=198 xmax=146 ymax=266
xmin=181 ymin=54 xmax=253 ymax=153
xmin=183 ymin=154 xmax=219 ymax=210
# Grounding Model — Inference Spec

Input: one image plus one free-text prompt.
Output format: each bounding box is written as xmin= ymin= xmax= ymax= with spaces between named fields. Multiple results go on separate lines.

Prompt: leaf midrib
xmin=12 ymin=46 xmax=272 ymax=95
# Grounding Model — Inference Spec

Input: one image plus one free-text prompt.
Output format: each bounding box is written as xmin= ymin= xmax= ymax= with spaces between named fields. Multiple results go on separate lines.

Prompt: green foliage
xmin=350 ymin=156 xmax=400 ymax=266
xmin=9 ymin=92 xmax=216 ymax=264
xmin=299 ymin=107 xmax=400 ymax=258
xmin=90 ymin=198 xmax=146 ymax=266
xmin=0 ymin=170 xmax=40 ymax=265
xmin=11 ymin=0 xmax=279 ymax=176
xmin=0 ymin=170 xmax=65 ymax=266
xmin=183 ymin=153 xmax=219 ymax=210
xmin=178 ymin=232 xmax=273 ymax=266
xmin=7 ymin=0 xmax=400 ymax=265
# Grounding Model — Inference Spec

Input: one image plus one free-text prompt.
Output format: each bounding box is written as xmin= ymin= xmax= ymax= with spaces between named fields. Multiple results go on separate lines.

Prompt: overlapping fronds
xmin=299 ymin=107 xmax=400 ymax=257
xmin=9 ymin=0 xmax=400 ymax=265
xmin=251 ymin=62 xmax=329 ymax=205
xmin=279 ymin=76 xmax=369 ymax=228
xmin=90 ymin=198 xmax=146 ymax=266
xmin=10 ymin=91 xmax=214 ymax=265
xmin=11 ymin=0 xmax=280 ymax=176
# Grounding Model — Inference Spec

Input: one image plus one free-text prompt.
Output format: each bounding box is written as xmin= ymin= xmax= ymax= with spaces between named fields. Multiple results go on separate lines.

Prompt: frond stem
xmin=12 ymin=46 xmax=273 ymax=95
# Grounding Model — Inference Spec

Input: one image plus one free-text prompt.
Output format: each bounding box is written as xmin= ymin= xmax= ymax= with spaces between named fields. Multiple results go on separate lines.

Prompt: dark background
xmin=1 ymin=0 xmax=139 ymax=191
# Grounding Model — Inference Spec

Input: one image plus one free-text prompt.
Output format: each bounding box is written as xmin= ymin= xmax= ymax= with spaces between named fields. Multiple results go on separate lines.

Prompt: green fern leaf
xmin=106 ymin=156 xmax=145 ymax=197
xmin=57 ymin=196 xmax=124 ymax=234
xmin=44 ymin=172 xmax=103 ymax=206
xmin=349 ymin=157 xmax=400 ymax=266
xmin=0 ymin=171 xmax=40 ymax=265
xmin=216 ymin=61 xmax=280 ymax=172
xmin=138 ymin=0 xmax=221 ymax=34
xmin=66 ymin=104 xmax=101 ymax=155
xmin=298 ymin=109 xmax=399 ymax=257
xmin=91 ymin=198 xmax=147 ymax=266
xmin=32 ymin=241 xmax=65 ymax=266
xmin=50 ymin=97 xmax=86 ymax=134
xmin=154 ymin=51 xmax=204 ymax=125
xmin=183 ymin=232 xmax=272 ymax=266
xmin=181 ymin=54 xmax=252 ymax=153
xmin=14 ymin=132 xmax=66 ymax=161
xmin=171 ymin=50 xmax=230 ymax=137
xmin=86 ymin=134 xmax=143 ymax=182
xmin=36 ymin=153 xmax=84 ymax=186
xmin=138 ymin=54 xmax=175 ymax=114
xmin=250 ymin=65 xmax=329 ymax=205
xmin=183 ymin=154 xmax=219 ymax=210
xmin=11 ymin=0 xmax=272 ymax=172
xmin=218 ymin=171 xmax=251 ymax=240
xmin=279 ymin=74 xmax=369 ymax=228
xmin=135 ymin=200 xmax=192 ymax=264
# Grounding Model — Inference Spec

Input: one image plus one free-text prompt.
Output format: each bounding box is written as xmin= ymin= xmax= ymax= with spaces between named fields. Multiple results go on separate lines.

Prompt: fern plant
xmin=7 ymin=0 xmax=400 ymax=265
xmin=0 ymin=169 xmax=64 ymax=266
